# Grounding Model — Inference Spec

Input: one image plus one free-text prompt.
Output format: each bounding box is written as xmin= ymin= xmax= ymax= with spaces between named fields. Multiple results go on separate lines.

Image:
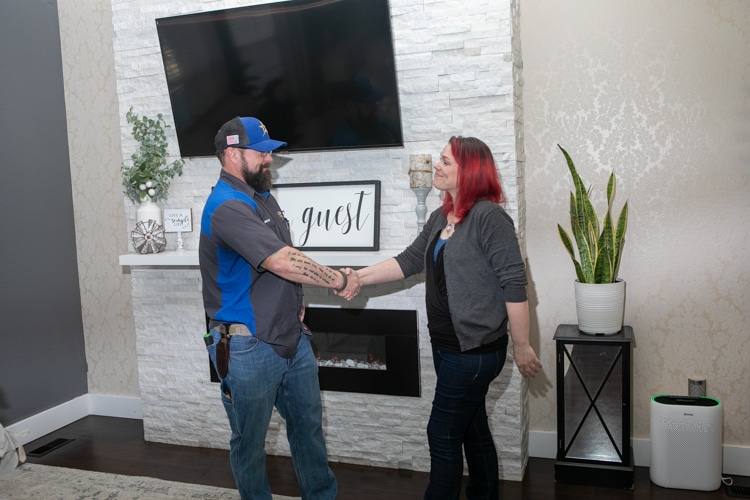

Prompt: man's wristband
xmin=335 ymin=270 xmax=348 ymax=293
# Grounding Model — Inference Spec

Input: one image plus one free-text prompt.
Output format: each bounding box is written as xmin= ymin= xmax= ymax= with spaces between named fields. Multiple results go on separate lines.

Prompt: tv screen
xmin=155 ymin=0 xmax=403 ymax=157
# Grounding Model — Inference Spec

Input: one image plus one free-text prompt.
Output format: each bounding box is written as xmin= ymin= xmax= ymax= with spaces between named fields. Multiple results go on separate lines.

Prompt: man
xmin=199 ymin=116 xmax=360 ymax=499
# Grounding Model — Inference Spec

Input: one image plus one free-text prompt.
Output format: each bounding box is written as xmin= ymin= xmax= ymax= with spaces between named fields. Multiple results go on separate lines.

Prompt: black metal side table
xmin=554 ymin=324 xmax=635 ymax=489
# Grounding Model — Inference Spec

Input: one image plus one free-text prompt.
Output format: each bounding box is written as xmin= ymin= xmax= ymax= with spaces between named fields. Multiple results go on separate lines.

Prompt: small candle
xmin=409 ymin=154 xmax=433 ymax=188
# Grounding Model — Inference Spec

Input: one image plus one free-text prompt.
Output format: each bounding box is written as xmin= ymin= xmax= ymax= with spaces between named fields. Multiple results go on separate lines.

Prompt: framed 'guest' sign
xmin=272 ymin=180 xmax=380 ymax=251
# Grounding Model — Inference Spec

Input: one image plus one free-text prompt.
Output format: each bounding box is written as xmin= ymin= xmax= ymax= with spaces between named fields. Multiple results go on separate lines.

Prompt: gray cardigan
xmin=394 ymin=200 xmax=527 ymax=351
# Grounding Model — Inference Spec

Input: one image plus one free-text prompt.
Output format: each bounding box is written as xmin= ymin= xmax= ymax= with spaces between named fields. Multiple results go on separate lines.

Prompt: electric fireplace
xmin=207 ymin=307 xmax=421 ymax=397
xmin=305 ymin=307 xmax=421 ymax=397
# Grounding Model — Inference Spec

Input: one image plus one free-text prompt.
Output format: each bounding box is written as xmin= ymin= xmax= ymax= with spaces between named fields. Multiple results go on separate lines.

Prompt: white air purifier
xmin=650 ymin=395 xmax=722 ymax=491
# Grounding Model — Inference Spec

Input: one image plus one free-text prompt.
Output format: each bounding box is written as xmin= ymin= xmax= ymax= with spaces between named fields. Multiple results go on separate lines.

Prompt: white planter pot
xmin=136 ymin=198 xmax=162 ymax=226
xmin=574 ymin=279 xmax=625 ymax=335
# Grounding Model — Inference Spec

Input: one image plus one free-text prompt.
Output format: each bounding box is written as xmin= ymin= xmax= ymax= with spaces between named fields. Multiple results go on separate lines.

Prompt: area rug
xmin=2 ymin=463 xmax=299 ymax=499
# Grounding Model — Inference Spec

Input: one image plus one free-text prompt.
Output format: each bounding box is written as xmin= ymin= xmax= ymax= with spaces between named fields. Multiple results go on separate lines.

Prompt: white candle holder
xmin=408 ymin=154 xmax=433 ymax=233
xmin=411 ymin=187 xmax=431 ymax=232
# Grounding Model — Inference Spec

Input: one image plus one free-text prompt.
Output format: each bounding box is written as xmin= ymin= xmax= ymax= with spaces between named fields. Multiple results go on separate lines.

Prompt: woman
xmin=346 ymin=136 xmax=542 ymax=499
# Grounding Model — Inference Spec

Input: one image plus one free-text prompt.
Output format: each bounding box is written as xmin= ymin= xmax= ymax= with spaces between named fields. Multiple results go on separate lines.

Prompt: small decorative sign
xmin=162 ymin=209 xmax=193 ymax=233
xmin=272 ymin=180 xmax=380 ymax=251
xmin=162 ymin=208 xmax=192 ymax=250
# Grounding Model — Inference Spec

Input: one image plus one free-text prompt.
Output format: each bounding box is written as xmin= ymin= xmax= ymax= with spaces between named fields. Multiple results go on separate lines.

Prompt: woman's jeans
xmin=207 ymin=329 xmax=337 ymax=500
xmin=424 ymin=346 xmax=507 ymax=500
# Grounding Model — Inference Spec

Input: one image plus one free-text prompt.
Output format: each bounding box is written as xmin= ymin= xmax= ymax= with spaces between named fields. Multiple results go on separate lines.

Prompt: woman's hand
xmin=513 ymin=343 xmax=542 ymax=379
xmin=505 ymin=301 xmax=542 ymax=378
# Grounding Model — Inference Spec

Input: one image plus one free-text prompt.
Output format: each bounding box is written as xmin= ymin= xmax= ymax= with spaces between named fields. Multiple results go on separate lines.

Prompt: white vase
xmin=136 ymin=197 xmax=162 ymax=226
xmin=574 ymin=279 xmax=626 ymax=335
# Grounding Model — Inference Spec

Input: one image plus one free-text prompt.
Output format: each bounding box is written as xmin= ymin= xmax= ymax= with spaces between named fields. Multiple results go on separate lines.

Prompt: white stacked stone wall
xmin=115 ymin=0 xmax=528 ymax=479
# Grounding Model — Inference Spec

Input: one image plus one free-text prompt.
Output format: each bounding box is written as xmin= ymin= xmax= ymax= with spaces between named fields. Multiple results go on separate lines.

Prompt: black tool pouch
xmin=216 ymin=324 xmax=231 ymax=378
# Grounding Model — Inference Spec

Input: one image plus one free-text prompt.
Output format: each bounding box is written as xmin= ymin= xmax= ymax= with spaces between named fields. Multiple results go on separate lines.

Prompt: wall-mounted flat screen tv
xmin=155 ymin=0 xmax=403 ymax=157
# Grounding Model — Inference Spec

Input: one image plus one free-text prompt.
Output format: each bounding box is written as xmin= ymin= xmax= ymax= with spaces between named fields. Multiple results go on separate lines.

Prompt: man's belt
xmin=215 ymin=323 xmax=254 ymax=378
xmin=225 ymin=323 xmax=253 ymax=336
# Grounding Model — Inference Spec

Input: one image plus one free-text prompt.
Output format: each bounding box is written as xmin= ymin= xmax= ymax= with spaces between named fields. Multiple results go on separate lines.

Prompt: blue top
xmin=199 ymin=171 xmax=304 ymax=359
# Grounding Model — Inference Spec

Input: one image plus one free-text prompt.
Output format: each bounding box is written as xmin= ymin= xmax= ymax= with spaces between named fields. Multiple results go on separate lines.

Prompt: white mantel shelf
xmin=119 ymin=250 xmax=395 ymax=267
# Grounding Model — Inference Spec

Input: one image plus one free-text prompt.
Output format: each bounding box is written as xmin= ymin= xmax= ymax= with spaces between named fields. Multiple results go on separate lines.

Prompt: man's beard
xmin=242 ymin=160 xmax=273 ymax=192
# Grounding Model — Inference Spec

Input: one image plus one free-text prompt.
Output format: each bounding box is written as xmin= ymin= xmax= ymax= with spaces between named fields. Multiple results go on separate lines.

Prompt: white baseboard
xmin=723 ymin=444 xmax=750 ymax=477
xmin=88 ymin=394 xmax=142 ymax=420
xmin=6 ymin=396 xmax=89 ymax=446
xmin=528 ymin=430 xmax=750 ymax=478
xmin=6 ymin=394 xmax=142 ymax=446
xmin=528 ymin=429 xmax=557 ymax=459
xmin=6 ymin=397 xmax=749 ymax=478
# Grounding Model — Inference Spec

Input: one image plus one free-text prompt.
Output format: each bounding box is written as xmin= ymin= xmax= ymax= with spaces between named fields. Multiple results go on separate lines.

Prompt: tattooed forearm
xmin=287 ymin=250 xmax=339 ymax=286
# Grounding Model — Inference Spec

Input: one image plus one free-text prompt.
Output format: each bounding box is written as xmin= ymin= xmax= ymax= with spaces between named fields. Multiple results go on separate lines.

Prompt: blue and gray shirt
xmin=199 ymin=171 xmax=304 ymax=359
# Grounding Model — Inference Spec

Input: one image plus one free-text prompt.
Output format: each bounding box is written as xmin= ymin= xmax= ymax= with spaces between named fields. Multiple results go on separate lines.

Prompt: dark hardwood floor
xmin=22 ymin=416 xmax=747 ymax=499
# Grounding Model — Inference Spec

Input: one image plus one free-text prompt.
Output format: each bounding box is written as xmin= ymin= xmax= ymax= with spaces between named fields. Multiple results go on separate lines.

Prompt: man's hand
xmin=335 ymin=267 xmax=361 ymax=300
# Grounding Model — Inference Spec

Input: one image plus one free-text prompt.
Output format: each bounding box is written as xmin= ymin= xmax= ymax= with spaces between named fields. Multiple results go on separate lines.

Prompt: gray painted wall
xmin=0 ymin=0 xmax=88 ymax=425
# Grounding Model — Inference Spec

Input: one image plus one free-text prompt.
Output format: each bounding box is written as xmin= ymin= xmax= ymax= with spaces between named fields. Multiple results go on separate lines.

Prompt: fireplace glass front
xmin=305 ymin=307 xmax=420 ymax=397
xmin=206 ymin=308 xmax=420 ymax=397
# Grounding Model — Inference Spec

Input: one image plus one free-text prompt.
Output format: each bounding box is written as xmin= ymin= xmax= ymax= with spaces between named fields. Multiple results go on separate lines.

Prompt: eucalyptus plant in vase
xmin=557 ymin=144 xmax=628 ymax=334
xmin=121 ymin=107 xmax=184 ymax=226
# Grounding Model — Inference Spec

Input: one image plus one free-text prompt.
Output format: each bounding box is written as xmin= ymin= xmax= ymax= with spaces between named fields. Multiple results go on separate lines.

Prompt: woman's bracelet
xmin=335 ymin=270 xmax=348 ymax=293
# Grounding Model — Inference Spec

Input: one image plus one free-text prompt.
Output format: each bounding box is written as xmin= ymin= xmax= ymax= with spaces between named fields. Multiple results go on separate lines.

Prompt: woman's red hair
xmin=442 ymin=136 xmax=505 ymax=221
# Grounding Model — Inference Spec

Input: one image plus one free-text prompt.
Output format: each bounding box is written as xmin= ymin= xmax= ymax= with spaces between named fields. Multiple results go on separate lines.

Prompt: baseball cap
xmin=214 ymin=116 xmax=287 ymax=152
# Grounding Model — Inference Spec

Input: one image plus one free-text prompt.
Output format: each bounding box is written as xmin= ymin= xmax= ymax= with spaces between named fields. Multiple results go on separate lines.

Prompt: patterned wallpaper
xmin=57 ymin=0 xmax=139 ymax=397
xmin=520 ymin=0 xmax=750 ymax=443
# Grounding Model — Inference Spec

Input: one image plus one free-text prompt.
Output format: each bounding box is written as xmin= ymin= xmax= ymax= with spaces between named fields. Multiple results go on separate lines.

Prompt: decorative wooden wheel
xmin=131 ymin=220 xmax=167 ymax=254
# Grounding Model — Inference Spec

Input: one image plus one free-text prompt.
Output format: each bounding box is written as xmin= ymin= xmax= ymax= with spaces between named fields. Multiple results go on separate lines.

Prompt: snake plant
xmin=557 ymin=145 xmax=628 ymax=284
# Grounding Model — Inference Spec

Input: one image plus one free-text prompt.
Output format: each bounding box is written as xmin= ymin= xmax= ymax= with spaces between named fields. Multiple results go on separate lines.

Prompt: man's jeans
xmin=424 ymin=346 xmax=507 ymax=500
xmin=207 ymin=329 xmax=337 ymax=500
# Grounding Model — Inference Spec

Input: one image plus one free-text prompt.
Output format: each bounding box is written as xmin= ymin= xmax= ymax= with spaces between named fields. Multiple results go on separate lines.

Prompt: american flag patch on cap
xmin=227 ymin=134 xmax=240 ymax=145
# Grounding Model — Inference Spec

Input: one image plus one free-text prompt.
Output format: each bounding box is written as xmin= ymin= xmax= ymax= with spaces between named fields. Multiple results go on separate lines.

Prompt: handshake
xmin=333 ymin=267 xmax=361 ymax=301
